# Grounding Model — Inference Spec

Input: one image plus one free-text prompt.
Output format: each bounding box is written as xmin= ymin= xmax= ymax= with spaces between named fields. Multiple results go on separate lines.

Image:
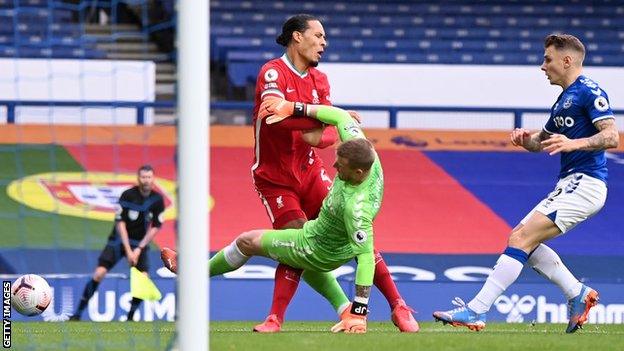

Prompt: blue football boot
xmin=433 ymin=297 xmax=486 ymax=331
xmin=566 ymin=285 xmax=599 ymax=333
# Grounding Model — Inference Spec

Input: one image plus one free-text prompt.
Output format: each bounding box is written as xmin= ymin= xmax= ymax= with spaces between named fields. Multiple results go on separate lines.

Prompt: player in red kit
xmin=250 ymin=14 xmax=419 ymax=333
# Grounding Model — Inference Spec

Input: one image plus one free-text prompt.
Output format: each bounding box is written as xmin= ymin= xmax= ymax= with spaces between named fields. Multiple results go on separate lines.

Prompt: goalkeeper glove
xmin=258 ymin=97 xmax=307 ymax=124
xmin=330 ymin=302 xmax=368 ymax=333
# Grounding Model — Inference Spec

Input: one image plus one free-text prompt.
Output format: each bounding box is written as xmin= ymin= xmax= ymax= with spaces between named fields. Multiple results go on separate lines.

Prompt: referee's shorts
xmin=97 ymin=239 xmax=149 ymax=272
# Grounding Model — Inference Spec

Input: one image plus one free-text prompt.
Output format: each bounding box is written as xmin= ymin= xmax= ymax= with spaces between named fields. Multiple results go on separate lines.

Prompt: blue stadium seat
xmin=210 ymin=0 xmax=624 ymax=71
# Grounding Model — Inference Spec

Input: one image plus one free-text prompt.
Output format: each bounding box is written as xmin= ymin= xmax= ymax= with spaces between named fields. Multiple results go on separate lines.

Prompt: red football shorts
xmin=254 ymin=167 xmax=332 ymax=229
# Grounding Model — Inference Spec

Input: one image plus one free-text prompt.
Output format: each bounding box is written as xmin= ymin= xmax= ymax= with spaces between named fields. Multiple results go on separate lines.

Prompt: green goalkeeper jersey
xmin=301 ymin=107 xmax=382 ymax=285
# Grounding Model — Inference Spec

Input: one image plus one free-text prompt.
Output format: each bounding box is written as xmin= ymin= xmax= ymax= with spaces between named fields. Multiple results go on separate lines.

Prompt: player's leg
xmin=372 ymin=251 xmax=419 ymax=332
xmin=434 ymin=175 xmax=605 ymax=331
xmin=253 ymin=227 xmax=314 ymax=332
xmin=209 ymin=229 xmax=265 ymax=276
xmin=258 ymin=216 xmax=307 ymax=330
xmin=301 ymin=270 xmax=350 ymax=315
xmin=253 ymin=185 xmax=308 ymax=332
xmin=126 ymin=246 xmax=150 ymax=321
xmin=526 ymin=174 xmax=606 ymax=332
xmin=433 ymin=212 xmax=559 ymax=331
xmin=70 ymin=244 xmax=118 ymax=320
xmin=469 ymin=213 xmax=560 ymax=309
xmin=253 ymin=263 xmax=303 ymax=332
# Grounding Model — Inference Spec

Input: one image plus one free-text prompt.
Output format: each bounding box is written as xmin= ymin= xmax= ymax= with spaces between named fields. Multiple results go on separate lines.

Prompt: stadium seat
xmin=208 ymin=0 xmax=624 ymax=89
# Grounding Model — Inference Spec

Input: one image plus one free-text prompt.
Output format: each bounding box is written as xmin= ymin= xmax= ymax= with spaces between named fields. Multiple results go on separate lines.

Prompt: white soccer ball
xmin=11 ymin=274 xmax=52 ymax=316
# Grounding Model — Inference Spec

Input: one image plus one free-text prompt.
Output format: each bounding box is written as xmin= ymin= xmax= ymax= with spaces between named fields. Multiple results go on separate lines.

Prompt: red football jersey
xmin=251 ymin=54 xmax=332 ymax=187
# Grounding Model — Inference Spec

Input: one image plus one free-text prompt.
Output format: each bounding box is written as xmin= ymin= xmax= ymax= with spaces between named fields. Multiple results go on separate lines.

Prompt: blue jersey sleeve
xmin=584 ymin=89 xmax=614 ymax=123
xmin=543 ymin=117 xmax=555 ymax=134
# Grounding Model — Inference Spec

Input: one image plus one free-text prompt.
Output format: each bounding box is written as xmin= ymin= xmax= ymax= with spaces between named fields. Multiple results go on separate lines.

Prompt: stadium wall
xmin=322 ymin=63 xmax=624 ymax=109
xmin=6 ymin=257 xmax=624 ymax=325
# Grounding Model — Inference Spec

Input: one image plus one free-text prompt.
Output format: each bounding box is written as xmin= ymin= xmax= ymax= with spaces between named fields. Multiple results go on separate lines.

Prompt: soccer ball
xmin=11 ymin=274 xmax=52 ymax=316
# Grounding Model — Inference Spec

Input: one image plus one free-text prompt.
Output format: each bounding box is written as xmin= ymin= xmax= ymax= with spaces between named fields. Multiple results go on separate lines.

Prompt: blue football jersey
xmin=543 ymin=75 xmax=614 ymax=182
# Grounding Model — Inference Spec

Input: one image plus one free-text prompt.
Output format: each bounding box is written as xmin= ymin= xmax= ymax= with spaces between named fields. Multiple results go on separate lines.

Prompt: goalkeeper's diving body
xmin=164 ymin=101 xmax=383 ymax=333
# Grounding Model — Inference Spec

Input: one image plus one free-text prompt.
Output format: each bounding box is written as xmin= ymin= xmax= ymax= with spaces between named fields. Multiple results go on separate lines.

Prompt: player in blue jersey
xmin=433 ymin=34 xmax=619 ymax=333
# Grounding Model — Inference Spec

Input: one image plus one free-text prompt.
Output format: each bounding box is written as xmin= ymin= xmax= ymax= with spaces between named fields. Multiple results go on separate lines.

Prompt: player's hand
xmin=330 ymin=312 xmax=367 ymax=333
xmin=259 ymin=97 xmax=295 ymax=124
xmin=347 ymin=110 xmax=362 ymax=124
xmin=541 ymin=133 xmax=580 ymax=155
xmin=510 ymin=128 xmax=531 ymax=147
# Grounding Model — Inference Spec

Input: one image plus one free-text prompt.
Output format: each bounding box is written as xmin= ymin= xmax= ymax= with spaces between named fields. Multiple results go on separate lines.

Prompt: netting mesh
xmin=1 ymin=1 xmax=177 ymax=349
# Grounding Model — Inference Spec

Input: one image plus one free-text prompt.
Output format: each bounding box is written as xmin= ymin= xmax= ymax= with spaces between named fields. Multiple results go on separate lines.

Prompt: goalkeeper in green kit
xmin=164 ymin=97 xmax=385 ymax=333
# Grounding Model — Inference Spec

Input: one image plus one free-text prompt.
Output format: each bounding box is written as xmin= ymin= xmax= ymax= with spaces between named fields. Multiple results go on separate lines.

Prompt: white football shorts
xmin=520 ymin=172 xmax=607 ymax=234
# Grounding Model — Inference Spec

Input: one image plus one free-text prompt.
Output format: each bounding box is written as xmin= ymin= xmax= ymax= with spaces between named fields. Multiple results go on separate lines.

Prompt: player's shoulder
xmin=309 ymin=66 xmax=329 ymax=81
xmin=576 ymin=76 xmax=607 ymax=97
xmin=258 ymin=57 xmax=286 ymax=78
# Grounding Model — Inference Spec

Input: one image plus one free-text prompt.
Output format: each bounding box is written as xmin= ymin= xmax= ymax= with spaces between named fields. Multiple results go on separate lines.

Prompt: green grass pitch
xmin=11 ymin=321 xmax=624 ymax=351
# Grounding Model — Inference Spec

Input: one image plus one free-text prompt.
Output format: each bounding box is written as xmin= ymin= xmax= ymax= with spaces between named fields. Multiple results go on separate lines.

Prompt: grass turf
xmin=10 ymin=321 xmax=624 ymax=351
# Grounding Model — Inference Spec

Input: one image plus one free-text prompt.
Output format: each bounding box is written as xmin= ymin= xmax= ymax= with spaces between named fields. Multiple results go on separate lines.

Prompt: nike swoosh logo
xmin=286 ymin=88 xmax=295 ymax=93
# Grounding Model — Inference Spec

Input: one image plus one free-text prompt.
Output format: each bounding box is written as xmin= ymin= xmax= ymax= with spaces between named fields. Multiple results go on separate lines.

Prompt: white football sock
xmin=528 ymin=244 xmax=582 ymax=300
xmin=223 ymin=240 xmax=249 ymax=269
xmin=468 ymin=254 xmax=525 ymax=313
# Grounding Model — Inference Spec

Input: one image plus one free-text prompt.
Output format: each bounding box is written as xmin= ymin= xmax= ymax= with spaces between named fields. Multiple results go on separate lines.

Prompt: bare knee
xmin=93 ymin=266 xmax=108 ymax=282
xmin=235 ymin=229 xmax=264 ymax=256
xmin=507 ymin=228 xmax=538 ymax=252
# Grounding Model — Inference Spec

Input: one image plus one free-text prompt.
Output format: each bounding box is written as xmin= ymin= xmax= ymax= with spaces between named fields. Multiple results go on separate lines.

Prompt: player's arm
xmin=348 ymin=209 xmax=375 ymax=310
xmin=300 ymin=125 xmax=338 ymax=148
xmin=584 ymin=118 xmax=620 ymax=150
xmin=256 ymin=66 xmax=324 ymax=131
xmin=259 ymin=99 xmax=362 ymax=142
xmin=542 ymin=91 xmax=619 ymax=155
xmin=332 ymin=206 xmax=374 ymax=333
xmin=510 ymin=128 xmax=549 ymax=152
xmin=542 ymin=118 xmax=619 ymax=155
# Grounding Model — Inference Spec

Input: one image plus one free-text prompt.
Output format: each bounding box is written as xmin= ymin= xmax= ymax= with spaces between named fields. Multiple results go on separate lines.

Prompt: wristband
xmin=293 ymin=102 xmax=307 ymax=116
xmin=350 ymin=300 xmax=369 ymax=316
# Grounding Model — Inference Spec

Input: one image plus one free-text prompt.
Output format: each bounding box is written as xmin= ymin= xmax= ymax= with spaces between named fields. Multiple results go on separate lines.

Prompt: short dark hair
xmin=276 ymin=14 xmax=318 ymax=47
xmin=544 ymin=34 xmax=585 ymax=59
xmin=138 ymin=164 xmax=154 ymax=174
xmin=337 ymin=138 xmax=375 ymax=171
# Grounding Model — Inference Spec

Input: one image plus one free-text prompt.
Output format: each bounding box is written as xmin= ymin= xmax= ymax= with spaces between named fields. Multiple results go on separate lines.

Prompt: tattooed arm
xmin=584 ymin=119 xmax=620 ymax=150
xmin=511 ymin=129 xmax=551 ymax=152
xmin=541 ymin=118 xmax=619 ymax=155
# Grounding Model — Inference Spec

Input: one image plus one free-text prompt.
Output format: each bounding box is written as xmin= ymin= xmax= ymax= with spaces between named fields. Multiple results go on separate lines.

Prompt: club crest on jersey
xmin=594 ymin=96 xmax=609 ymax=112
xmin=562 ymin=97 xmax=573 ymax=109
xmin=352 ymin=230 xmax=367 ymax=244
xmin=276 ymin=195 xmax=284 ymax=209
xmin=264 ymin=69 xmax=278 ymax=82
xmin=312 ymin=89 xmax=320 ymax=104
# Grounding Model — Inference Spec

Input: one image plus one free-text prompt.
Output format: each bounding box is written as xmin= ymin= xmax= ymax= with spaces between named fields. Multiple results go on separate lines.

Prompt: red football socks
xmin=373 ymin=250 xmax=403 ymax=310
xmin=269 ymin=263 xmax=303 ymax=321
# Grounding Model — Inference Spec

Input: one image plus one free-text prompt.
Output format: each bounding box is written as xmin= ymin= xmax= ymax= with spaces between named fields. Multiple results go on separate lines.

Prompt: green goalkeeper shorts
xmin=260 ymin=228 xmax=336 ymax=272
